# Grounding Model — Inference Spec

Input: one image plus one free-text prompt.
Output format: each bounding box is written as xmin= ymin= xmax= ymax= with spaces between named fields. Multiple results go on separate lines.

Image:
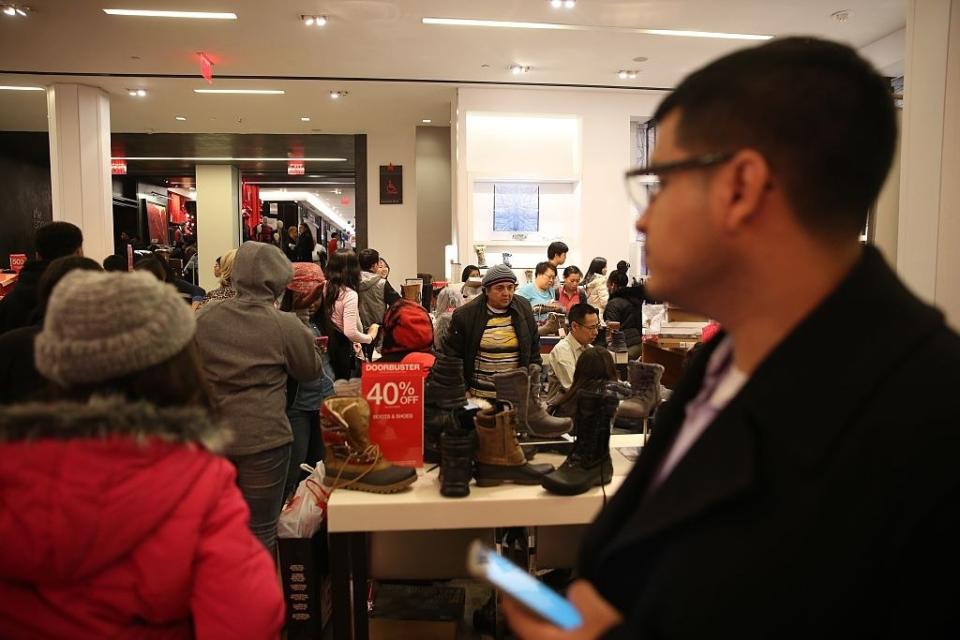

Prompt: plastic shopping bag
xmin=278 ymin=462 xmax=329 ymax=539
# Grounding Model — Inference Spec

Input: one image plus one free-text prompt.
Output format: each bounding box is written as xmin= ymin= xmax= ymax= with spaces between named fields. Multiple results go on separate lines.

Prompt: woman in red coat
xmin=0 ymin=270 xmax=284 ymax=639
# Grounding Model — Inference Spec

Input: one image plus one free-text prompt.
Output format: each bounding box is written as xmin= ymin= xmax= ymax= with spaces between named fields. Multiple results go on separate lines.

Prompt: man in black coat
xmin=443 ymin=263 xmax=540 ymax=399
xmin=505 ymin=37 xmax=960 ymax=639
xmin=0 ymin=222 xmax=83 ymax=334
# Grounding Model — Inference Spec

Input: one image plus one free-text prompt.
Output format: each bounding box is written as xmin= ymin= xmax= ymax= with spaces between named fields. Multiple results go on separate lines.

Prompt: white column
xmin=46 ymin=84 xmax=113 ymax=262
xmin=898 ymin=0 xmax=960 ymax=329
xmin=195 ymin=165 xmax=240 ymax=292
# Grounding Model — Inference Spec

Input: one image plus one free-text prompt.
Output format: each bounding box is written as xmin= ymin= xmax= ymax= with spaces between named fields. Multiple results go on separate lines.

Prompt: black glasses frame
xmin=624 ymin=151 xmax=736 ymax=180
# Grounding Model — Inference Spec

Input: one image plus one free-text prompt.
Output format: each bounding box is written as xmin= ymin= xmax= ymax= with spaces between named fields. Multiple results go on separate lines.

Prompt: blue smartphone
xmin=467 ymin=540 xmax=583 ymax=630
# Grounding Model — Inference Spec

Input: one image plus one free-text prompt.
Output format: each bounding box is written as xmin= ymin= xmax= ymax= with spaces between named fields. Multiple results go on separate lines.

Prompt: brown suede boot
xmin=321 ymin=397 xmax=417 ymax=493
xmin=537 ymin=312 xmax=560 ymax=336
xmin=474 ymin=401 xmax=554 ymax=486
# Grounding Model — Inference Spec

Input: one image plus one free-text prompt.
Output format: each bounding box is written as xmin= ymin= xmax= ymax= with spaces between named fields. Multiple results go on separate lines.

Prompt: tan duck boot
xmin=320 ymin=396 xmax=417 ymax=493
xmin=474 ymin=401 xmax=554 ymax=486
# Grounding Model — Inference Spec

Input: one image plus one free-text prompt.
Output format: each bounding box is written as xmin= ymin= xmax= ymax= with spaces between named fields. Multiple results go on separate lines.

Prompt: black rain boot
xmin=425 ymin=354 xmax=468 ymax=410
xmin=423 ymin=407 xmax=455 ymax=465
xmin=440 ymin=428 xmax=475 ymax=498
xmin=540 ymin=390 xmax=618 ymax=496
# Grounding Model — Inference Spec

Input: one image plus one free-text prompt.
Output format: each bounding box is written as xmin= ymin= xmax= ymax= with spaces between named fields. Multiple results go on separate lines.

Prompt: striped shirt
xmin=471 ymin=309 xmax=520 ymax=398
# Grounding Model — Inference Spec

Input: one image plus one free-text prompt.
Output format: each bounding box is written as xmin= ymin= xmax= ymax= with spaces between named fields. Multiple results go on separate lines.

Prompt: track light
xmin=617 ymin=70 xmax=639 ymax=80
xmin=128 ymin=89 xmax=147 ymax=97
xmin=329 ymin=90 xmax=348 ymax=99
xmin=3 ymin=4 xmax=30 ymax=16
xmin=509 ymin=64 xmax=529 ymax=75
xmin=302 ymin=14 xmax=326 ymax=27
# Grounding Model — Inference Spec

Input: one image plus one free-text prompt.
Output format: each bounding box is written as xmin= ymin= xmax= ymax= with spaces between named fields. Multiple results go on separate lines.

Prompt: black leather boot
xmin=440 ymin=428 xmax=475 ymax=498
xmin=540 ymin=390 xmax=618 ymax=495
xmin=425 ymin=354 xmax=468 ymax=410
xmin=423 ymin=407 xmax=455 ymax=464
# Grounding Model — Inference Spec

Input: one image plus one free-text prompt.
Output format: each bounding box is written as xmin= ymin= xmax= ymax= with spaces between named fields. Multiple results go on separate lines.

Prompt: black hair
xmin=568 ymin=302 xmax=598 ymax=326
xmin=607 ymin=271 xmax=628 ymax=289
xmin=562 ymin=265 xmax=582 ymax=279
xmin=585 ymin=258 xmax=607 ymax=282
xmin=102 ymin=254 xmax=128 ymax=272
xmin=547 ymin=241 xmax=569 ymax=260
xmin=133 ymin=256 xmax=167 ymax=282
xmin=461 ymin=264 xmax=480 ymax=282
xmin=36 ymin=256 xmax=102 ymax=319
xmin=616 ymin=260 xmax=630 ymax=273
xmin=35 ymin=222 xmax=83 ymax=261
xmin=535 ymin=261 xmax=557 ymax=277
xmin=322 ymin=249 xmax=362 ymax=321
xmin=358 ymin=248 xmax=381 ymax=271
xmin=553 ymin=349 xmax=617 ymax=409
xmin=653 ymin=36 xmax=896 ymax=238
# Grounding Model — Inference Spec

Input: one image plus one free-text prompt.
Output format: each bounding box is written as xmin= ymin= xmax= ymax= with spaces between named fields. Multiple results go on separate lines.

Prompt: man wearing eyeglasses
xmin=544 ymin=303 xmax=598 ymax=402
xmin=506 ymin=37 xmax=960 ymax=640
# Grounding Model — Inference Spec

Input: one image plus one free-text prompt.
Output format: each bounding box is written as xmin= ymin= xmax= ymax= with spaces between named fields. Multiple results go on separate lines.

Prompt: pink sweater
xmin=331 ymin=287 xmax=372 ymax=344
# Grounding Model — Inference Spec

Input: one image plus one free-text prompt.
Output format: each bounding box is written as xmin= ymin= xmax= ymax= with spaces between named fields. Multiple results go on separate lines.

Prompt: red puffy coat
xmin=0 ymin=398 xmax=285 ymax=639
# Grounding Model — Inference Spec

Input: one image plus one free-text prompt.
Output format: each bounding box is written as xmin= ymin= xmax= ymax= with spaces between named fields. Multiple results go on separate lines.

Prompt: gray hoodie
xmin=358 ymin=270 xmax=387 ymax=329
xmin=195 ymin=242 xmax=323 ymax=456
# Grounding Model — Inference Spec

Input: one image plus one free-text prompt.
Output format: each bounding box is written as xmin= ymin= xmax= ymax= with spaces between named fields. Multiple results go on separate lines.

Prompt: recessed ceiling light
xmin=330 ymin=90 xmax=348 ymax=99
xmin=2 ymin=4 xmax=29 ymax=17
xmin=422 ymin=119 xmax=432 ymax=123
xmin=0 ymin=85 xmax=44 ymax=91
xmin=128 ymin=89 xmax=147 ymax=97
xmin=549 ymin=0 xmax=562 ymax=7
xmin=564 ymin=0 xmax=575 ymax=7
xmin=618 ymin=70 xmax=628 ymax=80
xmin=103 ymin=9 xmax=237 ymax=20
xmin=509 ymin=64 xmax=530 ymax=75
xmin=423 ymin=17 xmax=772 ymax=40
xmin=113 ymin=156 xmax=348 ymax=162
xmin=175 ymin=116 xmax=187 ymax=121
xmin=301 ymin=116 xmax=311 ymax=122
xmin=193 ymin=89 xmax=285 ymax=94
xmin=302 ymin=14 xmax=326 ymax=27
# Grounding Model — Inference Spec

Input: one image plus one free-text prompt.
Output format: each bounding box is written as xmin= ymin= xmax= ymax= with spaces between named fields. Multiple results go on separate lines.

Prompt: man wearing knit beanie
xmin=442 ymin=263 xmax=540 ymax=399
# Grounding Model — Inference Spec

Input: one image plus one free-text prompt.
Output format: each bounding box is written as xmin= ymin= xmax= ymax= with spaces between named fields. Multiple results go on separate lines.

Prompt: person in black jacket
xmin=0 ymin=222 xmax=83 ymax=334
xmin=603 ymin=271 xmax=656 ymax=359
xmin=0 ymin=255 xmax=102 ymax=405
xmin=293 ymin=223 xmax=316 ymax=262
xmin=505 ymin=37 xmax=960 ymax=639
xmin=442 ymin=264 xmax=540 ymax=399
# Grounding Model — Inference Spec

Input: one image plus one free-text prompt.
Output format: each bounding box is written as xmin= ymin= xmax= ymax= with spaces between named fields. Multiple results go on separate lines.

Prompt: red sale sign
xmin=9 ymin=254 xmax=27 ymax=273
xmin=361 ymin=362 xmax=425 ymax=467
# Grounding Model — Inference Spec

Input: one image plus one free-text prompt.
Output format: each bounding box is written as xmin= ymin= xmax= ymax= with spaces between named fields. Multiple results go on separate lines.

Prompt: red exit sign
xmin=111 ymin=159 xmax=127 ymax=175
xmin=288 ymin=161 xmax=305 ymax=176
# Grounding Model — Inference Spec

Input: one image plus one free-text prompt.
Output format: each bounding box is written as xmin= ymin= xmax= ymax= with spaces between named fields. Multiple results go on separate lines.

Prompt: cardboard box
xmin=642 ymin=341 xmax=696 ymax=389
xmin=278 ymin=532 xmax=330 ymax=640
xmin=369 ymin=583 xmax=465 ymax=640
xmin=666 ymin=307 xmax=711 ymax=323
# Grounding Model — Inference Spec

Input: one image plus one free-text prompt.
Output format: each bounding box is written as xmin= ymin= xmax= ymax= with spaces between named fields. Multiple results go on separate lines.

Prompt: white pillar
xmin=898 ymin=0 xmax=960 ymax=329
xmin=46 ymin=84 xmax=113 ymax=262
xmin=195 ymin=165 xmax=240 ymax=292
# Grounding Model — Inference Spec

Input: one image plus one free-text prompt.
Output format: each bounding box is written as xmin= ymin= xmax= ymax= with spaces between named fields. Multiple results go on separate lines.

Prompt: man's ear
xmin=718 ymin=149 xmax=771 ymax=232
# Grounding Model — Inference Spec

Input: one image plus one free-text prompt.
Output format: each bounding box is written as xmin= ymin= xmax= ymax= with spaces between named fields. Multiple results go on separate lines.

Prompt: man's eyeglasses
xmin=574 ymin=322 xmax=600 ymax=333
xmin=624 ymin=151 xmax=735 ymax=211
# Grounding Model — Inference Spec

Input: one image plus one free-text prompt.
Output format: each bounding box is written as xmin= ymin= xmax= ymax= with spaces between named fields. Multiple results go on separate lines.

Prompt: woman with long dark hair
xmin=319 ymin=250 xmax=378 ymax=379
xmin=294 ymin=222 xmax=316 ymax=262
xmin=548 ymin=347 xmax=618 ymax=419
xmin=583 ymin=257 xmax=609 ymax=313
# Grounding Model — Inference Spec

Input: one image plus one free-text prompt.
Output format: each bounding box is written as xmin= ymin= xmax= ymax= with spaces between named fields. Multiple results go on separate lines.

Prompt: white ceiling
xmin=0 ymin=0 xmax=906 ymax=133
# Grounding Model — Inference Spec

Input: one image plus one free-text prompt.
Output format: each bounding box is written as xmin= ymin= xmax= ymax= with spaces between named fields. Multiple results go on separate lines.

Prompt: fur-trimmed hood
xmin=0 ymin=395 xmax=231 ymax=452
xmin=0 ymin=396 xmax=235 ymax=585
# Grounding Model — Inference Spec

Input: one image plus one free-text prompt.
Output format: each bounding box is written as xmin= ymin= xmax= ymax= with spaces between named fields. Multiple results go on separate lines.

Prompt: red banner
xmin=168 ymin=191 xmax=187 ymax=224
xmin=361 ymin=362 xmax=425 ymax=467
xmin=242 ymin=182 xmax=260 ymax=237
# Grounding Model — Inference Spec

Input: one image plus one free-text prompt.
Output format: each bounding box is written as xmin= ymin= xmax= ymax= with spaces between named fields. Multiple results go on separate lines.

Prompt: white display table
xmin=327 ymin=437 xmax=639 ymax=640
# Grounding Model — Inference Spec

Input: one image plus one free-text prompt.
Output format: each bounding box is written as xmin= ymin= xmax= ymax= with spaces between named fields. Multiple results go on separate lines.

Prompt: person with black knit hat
xmin=442 ymin=264 xmax=540 ymax=399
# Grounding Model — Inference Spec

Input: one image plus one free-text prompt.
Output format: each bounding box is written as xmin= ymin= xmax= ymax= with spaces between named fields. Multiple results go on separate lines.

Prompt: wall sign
xmin=379 ymin=164 xmax=403 ymax=205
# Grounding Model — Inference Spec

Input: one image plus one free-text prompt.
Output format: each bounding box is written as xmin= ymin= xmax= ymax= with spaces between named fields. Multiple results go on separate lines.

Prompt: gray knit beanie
xmin=35 ymin=270 xmax=197 ymax=386
xmin=481 ymin=264 xmax=517 ymax=288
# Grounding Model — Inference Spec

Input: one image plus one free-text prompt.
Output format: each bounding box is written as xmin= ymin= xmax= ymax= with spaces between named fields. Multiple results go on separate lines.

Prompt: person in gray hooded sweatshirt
xmin=195 ymin=241 xmax=323 ymax=556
